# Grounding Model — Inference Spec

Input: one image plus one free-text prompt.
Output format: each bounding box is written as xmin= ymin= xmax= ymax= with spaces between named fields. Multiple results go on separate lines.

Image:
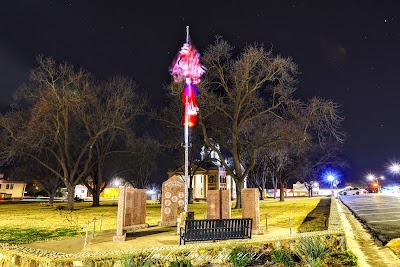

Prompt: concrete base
xmin=252 ymin=229 xmax=265 ymax=235
xmin=125 ymin=223 xmax=149 ymax=233
xmin=113 ymin=232 xmax=126 ymax=242
xmin=158 ymin=221 xmax=177 ymax=227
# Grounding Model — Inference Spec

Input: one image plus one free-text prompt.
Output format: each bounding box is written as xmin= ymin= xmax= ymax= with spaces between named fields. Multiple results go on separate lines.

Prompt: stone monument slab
xmin=207 ymin=189 xmax=231 ymax=219
xmin=113 ymin=187 xmax=148 ymax=242
xmin=159 ymin=175 xmax=185 ymax=226
xmin=242 ymin=188 xmax=264 ymax=235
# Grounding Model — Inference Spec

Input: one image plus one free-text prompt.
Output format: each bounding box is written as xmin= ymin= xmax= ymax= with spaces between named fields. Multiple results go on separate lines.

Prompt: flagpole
xmin=184 ymin=26 xmax=190 ymax=213
xmin=170 ymin=25 xmax=204 ymax=214
xmin=184 ymin=96 xmax=189 ymax=213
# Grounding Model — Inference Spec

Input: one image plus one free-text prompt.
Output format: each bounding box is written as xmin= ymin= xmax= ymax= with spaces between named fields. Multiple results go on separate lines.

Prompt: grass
xmin=297 ymin=197 xmax=331 ymax=232
xmin=0 ymin=197 xmax=323 ymax=244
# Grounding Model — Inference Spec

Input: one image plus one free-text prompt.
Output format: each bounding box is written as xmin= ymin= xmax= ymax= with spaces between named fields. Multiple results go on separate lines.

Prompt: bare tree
xmin=190 ymin=38 xmax=299 ymax=208
xmin=8 ymin=158 xmax=64 ymax=205
xmin=78 ymin=76 xmax=146 ymax=206
xmin=0 ymin=57 xmax=145 ymax=210
xmin=266 ymin=100 xmax=346 ymax=201
xmin=124 ymin=135 xmax=161 ymax=189
xmin=247 ymin=152 xmax=270 ymax=200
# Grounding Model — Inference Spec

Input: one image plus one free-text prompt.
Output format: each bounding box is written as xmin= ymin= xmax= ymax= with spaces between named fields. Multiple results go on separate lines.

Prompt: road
xmin=340 ymin=194 xmax=400 ymax=245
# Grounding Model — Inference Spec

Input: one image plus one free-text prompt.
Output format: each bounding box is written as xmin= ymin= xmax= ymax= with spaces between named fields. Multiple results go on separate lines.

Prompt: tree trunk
xmin=273 ymin=179 xmax=278 ymax=200
xmin=279 ymin=181 xmax=285 ymax=202
xmin=48 ymin=191 xmax=56 ymax=206
xmin=66 ymin=185 xmax=75 ymax=210
xmin=259 ymin=187 xmax=264 ymax=200
xmin=234 ymin=178 xmax=245 ymax=208
xmin=92 ymin=191 xmax=100 ymax=207
xmin=188 ymin=188 xmax=194 ymax=204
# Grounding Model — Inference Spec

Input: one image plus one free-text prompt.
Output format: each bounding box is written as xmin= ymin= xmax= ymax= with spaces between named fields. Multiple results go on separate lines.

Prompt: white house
xmin=0 ymin=180 xmax=26 ymax=199
xmin=292 ymin=181 xmax=320 ymax=196
xmin=167 ymin=144 xmax=245 ymax=201
xmin=74 ymin=184 xmax=89 ymax=198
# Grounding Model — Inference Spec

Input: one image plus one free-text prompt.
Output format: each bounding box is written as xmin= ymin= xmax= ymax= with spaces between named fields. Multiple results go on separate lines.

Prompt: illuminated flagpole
xmin=184 ymin=26 xmax=190 ymax=212
xmin=183 ymin=26 xmax=191 ymax=213
xmin=170 ymin=26 xmax=205 ymax=214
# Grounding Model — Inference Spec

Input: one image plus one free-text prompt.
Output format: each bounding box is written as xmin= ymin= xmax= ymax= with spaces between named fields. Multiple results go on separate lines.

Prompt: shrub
xmin=324 ymin=250 xmax=357 ymax=266
xmin=169 ymin=259 xmax=192 ymax=267
xmin=271 ymin=249 xmax=295 ymax=267
xmin=118 ymin=253 xmax=162 ymax=267
xmin=229 ymin=246 xmax=254 ymax=266
xmin=293 ymin=237 xmax=328 ymax=267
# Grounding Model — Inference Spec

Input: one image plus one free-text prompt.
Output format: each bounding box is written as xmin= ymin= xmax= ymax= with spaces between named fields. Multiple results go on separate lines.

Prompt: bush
xmin=271 ymin=249 xmax=295 ymax=267
xmin=324 ymin=250 xmax=357 ymax=266
xmin=119 ymin=254 xmax=160 ymax=267
xmin=169 ymin=259 xmax=192 ymax=267
xmin=292 ymin=237 xmax=328 ymax=267
xmin=229 ymin=246 xmax=255 ymax=266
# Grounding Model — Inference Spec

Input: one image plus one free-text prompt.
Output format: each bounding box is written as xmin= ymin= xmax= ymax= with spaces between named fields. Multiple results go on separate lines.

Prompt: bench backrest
xmin=184 ymin=218 xmax=252 ymax=241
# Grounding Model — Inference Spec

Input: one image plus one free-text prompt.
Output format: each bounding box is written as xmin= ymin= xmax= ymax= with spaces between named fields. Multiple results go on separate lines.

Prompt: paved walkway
xmin=25 ymin=225 xmax=298 ymax=253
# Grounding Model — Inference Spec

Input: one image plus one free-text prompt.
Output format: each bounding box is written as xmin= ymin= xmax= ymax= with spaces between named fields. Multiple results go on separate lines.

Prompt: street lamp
xmin=327 ymin=175 xmax=335 ymax=196
xmin=390 ymin=163 xmax=400 ymax=174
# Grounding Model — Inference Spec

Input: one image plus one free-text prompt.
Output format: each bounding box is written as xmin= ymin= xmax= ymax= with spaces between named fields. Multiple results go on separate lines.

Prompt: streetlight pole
xmin=327 ymin=175 xmax=335 ymax=196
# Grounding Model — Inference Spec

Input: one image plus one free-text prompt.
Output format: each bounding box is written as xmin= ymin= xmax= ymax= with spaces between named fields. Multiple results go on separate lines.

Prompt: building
xmin=292 ymin=181 xmax=320 ymax=196
xmin=74 ymin=184 xmax=89 ymax=199
xmin=0 ymin=180 xmax=26 ymax=199
xmin=167 ymin=143 xmax=245 ymax=201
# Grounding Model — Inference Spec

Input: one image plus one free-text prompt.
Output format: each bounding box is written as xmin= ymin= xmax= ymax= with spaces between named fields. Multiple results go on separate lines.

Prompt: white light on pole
xmin=391 ymin=163 xmax=400 ymax=174
xmin=327 ymin=175 xmax=335 ymax=196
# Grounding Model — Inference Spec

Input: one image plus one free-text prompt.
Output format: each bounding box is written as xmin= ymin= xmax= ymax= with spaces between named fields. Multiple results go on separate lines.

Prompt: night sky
xmin=1 ymin=1 xmax=400 ymax=184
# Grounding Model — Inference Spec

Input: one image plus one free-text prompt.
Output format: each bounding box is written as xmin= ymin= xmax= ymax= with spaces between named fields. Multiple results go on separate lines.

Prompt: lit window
xmin=209 ymin=176 xmax=215 ymax=183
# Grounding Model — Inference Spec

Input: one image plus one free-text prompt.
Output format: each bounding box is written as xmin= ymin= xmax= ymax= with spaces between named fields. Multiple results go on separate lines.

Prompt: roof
xmin=0 ymin=180 xmax=26 ymax=184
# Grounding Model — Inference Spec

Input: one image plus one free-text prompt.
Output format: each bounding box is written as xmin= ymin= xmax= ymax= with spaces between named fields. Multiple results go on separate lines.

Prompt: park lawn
xmin=0 ymin=197 xmax=321 ymax=244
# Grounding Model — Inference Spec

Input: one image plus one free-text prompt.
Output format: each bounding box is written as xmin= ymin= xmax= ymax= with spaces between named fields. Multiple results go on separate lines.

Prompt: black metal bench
xmin=180 ymin=218 xmax=252 ymax=245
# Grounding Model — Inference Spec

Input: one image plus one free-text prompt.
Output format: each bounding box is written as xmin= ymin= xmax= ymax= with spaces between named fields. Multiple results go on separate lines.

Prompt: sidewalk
xmin=25 ymin=224 xmax=299 ymax=253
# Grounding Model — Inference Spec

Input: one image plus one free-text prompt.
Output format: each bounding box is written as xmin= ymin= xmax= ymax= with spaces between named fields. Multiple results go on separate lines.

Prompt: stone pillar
xmin=114 ymin=186 xmax=127 ymax=242
xmin=220 ymin=189 xmax=231 ymax=219
xmin=207 ymin=190 xmax=220 ymax=219
xmin=242 ymin=188 xmax=264 ymax=235
xmin=159 ymin=176 xmax=185 ymax=226
xmin=207 ymin=189 xmax=231 ymax=219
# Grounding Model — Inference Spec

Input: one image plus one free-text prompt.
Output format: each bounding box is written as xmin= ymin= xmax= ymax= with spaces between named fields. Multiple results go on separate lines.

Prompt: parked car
xmin=339 ymin=187 xmax=362 ymax=196
xmin=62 ymin=196 xmax=92 ymax=202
